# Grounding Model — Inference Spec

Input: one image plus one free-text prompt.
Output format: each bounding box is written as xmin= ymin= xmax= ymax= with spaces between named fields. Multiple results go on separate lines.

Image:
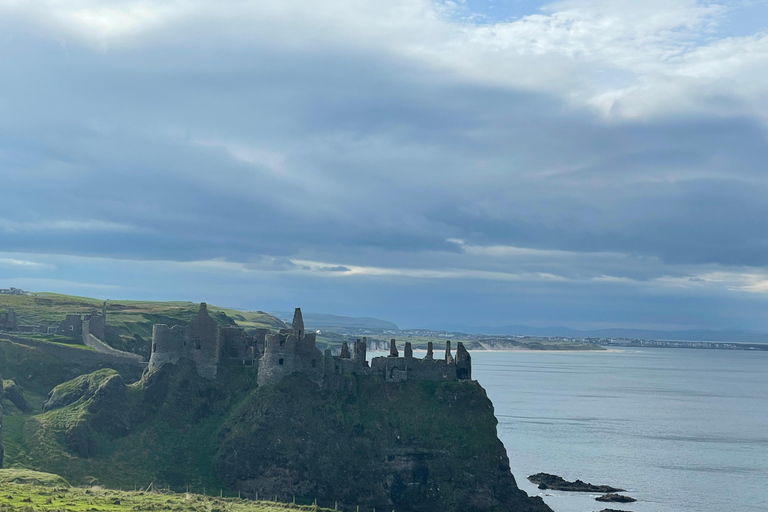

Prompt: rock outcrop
xmin=217 ymin=374 xmax=551 ymax=512
xmin=3 ymin=379 xmax=30 ymax=412
xmin=41 ymin=369 xmax=131 ymax=457
xmin=595 ymin=494 xmax=637 ymax=503
xmin=528 ymin=473 xmax=624 ymax=493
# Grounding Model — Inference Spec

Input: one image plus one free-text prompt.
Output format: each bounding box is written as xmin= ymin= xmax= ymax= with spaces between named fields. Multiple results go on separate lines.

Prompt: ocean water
xmin=471 ymin=348 xmax=768 ymax=512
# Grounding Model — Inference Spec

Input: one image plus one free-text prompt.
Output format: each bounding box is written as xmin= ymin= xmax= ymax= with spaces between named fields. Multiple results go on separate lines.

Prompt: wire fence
xmin=119 ymin=483 xmax=382 ymax=512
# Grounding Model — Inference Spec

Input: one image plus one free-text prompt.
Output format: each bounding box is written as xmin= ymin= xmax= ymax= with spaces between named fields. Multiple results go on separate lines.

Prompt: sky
xmin=1 ymin=0 xmax=768 ymax=332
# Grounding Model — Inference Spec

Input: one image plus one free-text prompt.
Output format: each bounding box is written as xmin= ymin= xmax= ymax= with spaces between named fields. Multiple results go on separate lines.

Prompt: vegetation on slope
xmin=10 ymin=362 xmax=550 ymax=512
xmin=0 ymin=294 xmax=285 ymax=332
xmin=0 ymin=293 xmax=286 ymax=357
xmin=0 ymin=470 xmax=332 ymax=512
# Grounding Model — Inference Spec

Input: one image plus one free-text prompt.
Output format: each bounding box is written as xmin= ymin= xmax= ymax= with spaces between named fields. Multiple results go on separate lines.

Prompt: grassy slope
xmin=6 ymin=362 xmax=257 ymax=490
xmin=0 ymin=293 xmax=286 ymax=335
xmin=0 ymin=470 xmax=332 ymax=512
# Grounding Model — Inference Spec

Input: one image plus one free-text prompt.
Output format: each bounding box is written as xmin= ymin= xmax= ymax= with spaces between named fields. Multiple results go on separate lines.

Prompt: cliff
xmin=17 ymin=361 xmax=551 ymax=512
xmin=218 ymin=373 xmax=549 ymax=512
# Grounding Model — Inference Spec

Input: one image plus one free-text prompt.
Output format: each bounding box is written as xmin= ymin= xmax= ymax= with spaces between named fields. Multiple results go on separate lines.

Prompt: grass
xmin=0 ymin=470 xmax=68 ymax=487
xmin=0 ymin=473 xmax=333 ymax=512
xmin=0 ymin=293 xmax=286 ymax=337
xmin=0 ymin=293 xmax=287 ymax=358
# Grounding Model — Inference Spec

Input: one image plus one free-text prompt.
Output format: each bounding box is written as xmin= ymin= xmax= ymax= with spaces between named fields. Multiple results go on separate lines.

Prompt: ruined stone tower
xmin=257 ymin=308 xmax=323 ymax=387
xmin=148 ymin=303 xmax=221 ymax=379
xmin=147 ymin=304 xmax=472 ymax=387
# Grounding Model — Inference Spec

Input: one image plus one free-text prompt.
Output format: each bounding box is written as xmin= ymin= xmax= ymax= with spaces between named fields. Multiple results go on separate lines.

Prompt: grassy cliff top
xmin=0 ymin=471 xmax=332 ymax=512
xmin=0 ymin=293 xmax=286 ymax=336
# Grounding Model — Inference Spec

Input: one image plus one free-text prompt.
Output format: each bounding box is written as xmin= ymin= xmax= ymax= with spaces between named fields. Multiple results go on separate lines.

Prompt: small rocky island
xmin=595 ymin=493 xmax=637 ymax=503
xmin=528 ymin=473 xmax=625 ymax=493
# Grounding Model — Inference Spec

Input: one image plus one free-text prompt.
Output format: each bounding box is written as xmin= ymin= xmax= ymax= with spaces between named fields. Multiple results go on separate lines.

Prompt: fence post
xmin=335 ymin=501 xmax=338 ymax=510
xmin=256 ymin=491 xmax=259 ymax=500
xmin=238 ymin=491 xmax=241 ymax=499
xmin=220 ymin=489 xmax=223 ymax=497
xmin=275 ymin=495 xmax=278 ymax=502
xmin=293 ymin=495 xmax=296 ymax=504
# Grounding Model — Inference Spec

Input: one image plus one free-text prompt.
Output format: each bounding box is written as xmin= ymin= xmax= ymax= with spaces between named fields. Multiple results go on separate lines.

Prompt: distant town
xmin=315 ymin=326 xmax=768 ymax=352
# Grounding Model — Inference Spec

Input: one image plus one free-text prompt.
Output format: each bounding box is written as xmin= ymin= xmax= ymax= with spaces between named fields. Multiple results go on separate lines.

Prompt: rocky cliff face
xmin=217 ymin=374 xmax=549 ymax=512
xmin=24 ymin=362 xmax=551 ymax=512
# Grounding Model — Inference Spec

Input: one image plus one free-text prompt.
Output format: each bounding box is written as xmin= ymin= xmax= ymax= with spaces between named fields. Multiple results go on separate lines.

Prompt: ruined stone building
xmin=56 ymin=302 xmax=108 ymax=338
xmin=82 ymin=302 xmax=107 ymax=340
xmin=0 ymin=308 xmax=17 ymax=331
xmin=57 ymin=314 xmax=84 ymax=337
xmin=148 ymin=304 xmax=472 ymax=386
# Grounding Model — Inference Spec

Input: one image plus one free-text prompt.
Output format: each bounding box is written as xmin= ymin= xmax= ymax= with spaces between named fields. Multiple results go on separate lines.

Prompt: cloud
xmin=0 ymin=0 xmax=766 ymax=330
xmin=0 ymin=219 xmax=143 ymax=234
xmin=0 ymin=258 xmax=55 ymax=270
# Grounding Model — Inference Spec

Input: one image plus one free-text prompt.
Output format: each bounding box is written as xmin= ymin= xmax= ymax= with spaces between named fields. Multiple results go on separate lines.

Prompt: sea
xmin=471 ymin=348 xmax=768 ymax=512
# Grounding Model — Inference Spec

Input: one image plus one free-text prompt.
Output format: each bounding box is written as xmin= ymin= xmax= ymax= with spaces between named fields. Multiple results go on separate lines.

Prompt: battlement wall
xmin=369 ymin=341 xmax=471 ymax=383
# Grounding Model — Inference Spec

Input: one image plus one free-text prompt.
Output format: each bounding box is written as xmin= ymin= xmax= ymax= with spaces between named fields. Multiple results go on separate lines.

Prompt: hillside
xmin=0 ymin=293 xmax=287 ymax=357
xmin=4 ymin=361 xmax=551 ymax=512
xmin=271 ymin=312 xmax=399 ymax=330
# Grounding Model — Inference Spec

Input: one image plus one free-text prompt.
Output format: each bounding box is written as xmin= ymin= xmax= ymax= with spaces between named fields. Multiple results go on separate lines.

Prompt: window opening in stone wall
xmin=279 ymin=358 xmax=284 ymax=365
xmin=312 ymin=359 xmax=317 ymax=368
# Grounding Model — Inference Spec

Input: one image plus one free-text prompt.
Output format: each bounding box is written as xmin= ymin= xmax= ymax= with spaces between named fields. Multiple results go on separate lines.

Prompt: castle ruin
xmin=148 ymin=304 xmax=472 ymax=386
xmin=56 ymin=302 xmax=108 ymax=339
xmin=0 ymin=308 xmax=17 ymax=331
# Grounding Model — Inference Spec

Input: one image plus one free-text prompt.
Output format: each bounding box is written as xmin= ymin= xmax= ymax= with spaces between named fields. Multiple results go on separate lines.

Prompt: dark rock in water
xmin=528 ymin=473 xmax=625 ymax=493
xmin=596 ymin=509 xmax=634 ymax=512
xmin=596 ymin=493 xmax=637 ymax=503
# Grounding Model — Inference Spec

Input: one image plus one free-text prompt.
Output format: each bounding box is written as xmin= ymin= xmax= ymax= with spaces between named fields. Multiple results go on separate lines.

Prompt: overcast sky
xmin=1 ymin=0 xmax=768 ymax=331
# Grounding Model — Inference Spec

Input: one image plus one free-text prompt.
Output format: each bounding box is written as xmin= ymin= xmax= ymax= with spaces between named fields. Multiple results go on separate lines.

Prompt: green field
xmin=0 ymin=293 xmax=287 ymax=357
xmin=0 ymin=469 xmax=331 ymax=512
xmin=0 ymin=293 xmax=285 ymax=334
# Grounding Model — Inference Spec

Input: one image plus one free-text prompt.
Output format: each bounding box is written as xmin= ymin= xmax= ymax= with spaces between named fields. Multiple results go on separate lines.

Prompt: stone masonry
xmin=148 ymin=304 xmax=472 ymax=387
xmin=0 ymin=308 xmax=17 ymax=331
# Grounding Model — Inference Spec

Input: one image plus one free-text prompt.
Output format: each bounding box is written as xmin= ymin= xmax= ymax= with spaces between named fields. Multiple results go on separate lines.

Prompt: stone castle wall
xmin=0 ymin=309 xmax=17 ymax=331
xmin=146 ymin=305 xmax=472 ymax=387
xmin=148 ymin=304 xmax=223 ymax=379
xmin=58 ymin=314 xmax=83 ymax=337
xmin=257 ymin=330 xmax=324 ymax=387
